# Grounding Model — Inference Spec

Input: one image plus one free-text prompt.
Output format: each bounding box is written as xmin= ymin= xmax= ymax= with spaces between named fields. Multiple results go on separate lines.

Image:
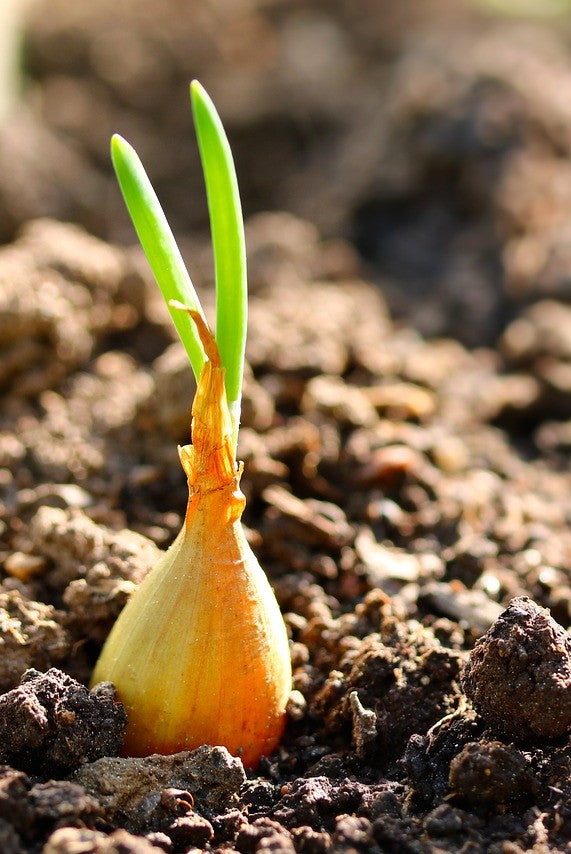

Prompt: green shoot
xmin=111 ymin=83 xmax=247 ymax=455
xmin=111 ymin=134 xmax=206 ymax=384
xmin=191 ymin=81 xmax=247 ymax=454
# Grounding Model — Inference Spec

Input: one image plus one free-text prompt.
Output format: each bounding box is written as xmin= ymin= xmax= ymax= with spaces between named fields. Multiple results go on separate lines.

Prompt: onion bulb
xmin=91 ymin=310 xmax=292 ymax=768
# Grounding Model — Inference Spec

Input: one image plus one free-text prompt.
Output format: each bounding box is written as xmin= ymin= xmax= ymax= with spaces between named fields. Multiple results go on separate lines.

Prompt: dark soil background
xmin=1 ymin=0 xmax=571 ymax=851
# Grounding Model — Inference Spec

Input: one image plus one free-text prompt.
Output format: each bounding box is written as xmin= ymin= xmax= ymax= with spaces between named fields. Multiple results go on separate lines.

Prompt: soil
xmin=1 ymin=1 xmax=571 ymax=852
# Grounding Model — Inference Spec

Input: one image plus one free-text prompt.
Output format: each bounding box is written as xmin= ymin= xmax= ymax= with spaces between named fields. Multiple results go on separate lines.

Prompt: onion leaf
xmin=110 ymin=133 xmax=206 ymax=383
xmin=190 ymin=80 xmax=247 ymax=454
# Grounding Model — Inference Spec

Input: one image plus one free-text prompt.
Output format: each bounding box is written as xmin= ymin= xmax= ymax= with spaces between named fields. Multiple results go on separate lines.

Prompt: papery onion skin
xmin=91 ymin=314 xmax=292 ymax=768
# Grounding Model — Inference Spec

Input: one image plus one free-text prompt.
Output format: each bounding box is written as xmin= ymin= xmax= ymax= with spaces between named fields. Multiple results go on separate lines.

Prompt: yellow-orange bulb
xmin=91 ymin=314 xmax=292 ymax=768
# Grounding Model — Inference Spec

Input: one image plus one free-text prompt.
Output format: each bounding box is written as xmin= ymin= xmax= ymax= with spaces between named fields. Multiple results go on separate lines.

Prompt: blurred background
xmin=3 ymin=0 xmax=571 ymax=346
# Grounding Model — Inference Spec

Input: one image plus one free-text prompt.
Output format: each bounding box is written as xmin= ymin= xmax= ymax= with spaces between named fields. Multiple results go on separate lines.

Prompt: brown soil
xmin=1 ymin=1 xmax=571 ymax=852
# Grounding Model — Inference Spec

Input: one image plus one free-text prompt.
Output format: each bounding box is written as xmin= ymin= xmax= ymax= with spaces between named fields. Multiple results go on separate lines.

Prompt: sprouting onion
xmin=92 ymin=82 xmax=291 ymax=768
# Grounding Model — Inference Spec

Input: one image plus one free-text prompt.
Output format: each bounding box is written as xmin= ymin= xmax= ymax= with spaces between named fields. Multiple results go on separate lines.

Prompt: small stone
xmin=365 ymin=382 xmax=436 ymax=420
xmin=286 ymin=690 xmax=307 ymax=722
xmin=302 ymin=375 xmax=378 ymax=428
xmin=4 ymin=552 xmax=46 ymax=582
xmin=262 ymin=485 xmax=353 ymax=550
xmin=75 ymin=746 xmax=245 ymax=833
xmin=355 ymin=530 xmax=423 ymax=585
xmin=430 ymin=436 xmax=469 ymax=473
xmin=20 ymin=483 xmax=93 ymax=510
xmin=354 ymin=445 xmax=425 ymax=488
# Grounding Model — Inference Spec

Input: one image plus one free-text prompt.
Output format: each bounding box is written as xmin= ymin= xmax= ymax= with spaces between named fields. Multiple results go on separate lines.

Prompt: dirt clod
xmin=236 ymin=817 xmax=294 ymax=854
xmin=28 ymin=779 xmax=102 ymax=829
xmin=0 ymin=590 xmax=71 ymax=692
xmin=166 ymin=813 xmax=214 ymax=850
xmin=0 ymin=768 xmax=103 ymax=846
xmin=29 ymin=507 xmax=160 ymax=642
xmin=448 ymin=741 xmax=537 ymax=809
xmin=462 ymin=596 xmax=571 ymax=739
xmin=0 ymin=818 xmax=22 ymax=854
xmin=403 ymin=709 xmax=485 ymax=809
xmin=272 ymin=778 xmax=366 ymax=832
xmin=44 ymin=827 xmax=165 ymax=853
xmin=0 ymin=668 xmax=126 ymax=774
xmin=0 ymin=767 xmax=34 ymax=837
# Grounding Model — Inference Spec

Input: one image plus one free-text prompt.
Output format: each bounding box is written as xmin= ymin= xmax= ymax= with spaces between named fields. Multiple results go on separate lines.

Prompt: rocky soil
xmin=1 ymin=1 xmax=571 ymax=852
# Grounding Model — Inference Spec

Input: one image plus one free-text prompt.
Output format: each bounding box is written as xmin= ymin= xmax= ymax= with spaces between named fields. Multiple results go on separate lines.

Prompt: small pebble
xmin=4 ymin=552 xmax=47 ymax=581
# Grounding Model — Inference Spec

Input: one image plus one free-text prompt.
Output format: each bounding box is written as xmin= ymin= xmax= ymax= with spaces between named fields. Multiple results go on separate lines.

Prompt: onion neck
xmin=178 ymin=315 xmax=245 ymax=528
